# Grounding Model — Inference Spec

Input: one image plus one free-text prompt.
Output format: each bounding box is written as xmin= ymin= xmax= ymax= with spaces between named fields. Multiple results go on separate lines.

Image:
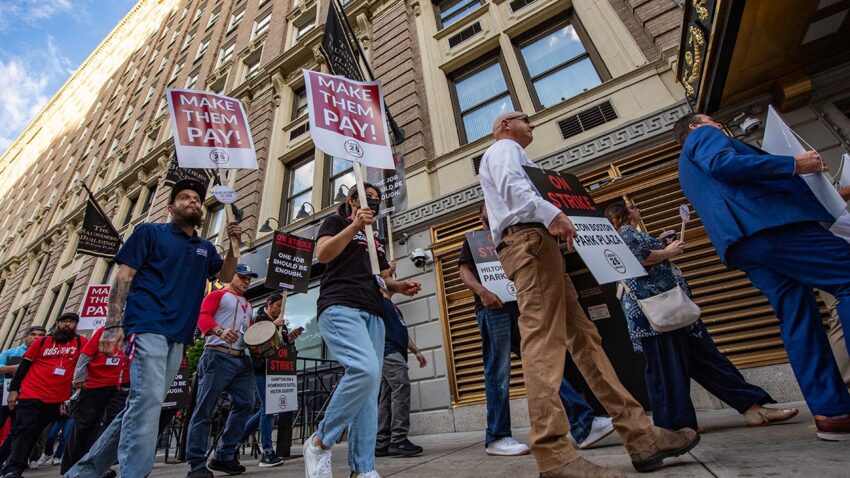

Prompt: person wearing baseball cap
xmin=186 ymin=264 xmax=257 ymax=477
xmin=2 ymin=313 xmax=86 ymax=478
xmin=65 ymin=178 xmax=242 ymax=478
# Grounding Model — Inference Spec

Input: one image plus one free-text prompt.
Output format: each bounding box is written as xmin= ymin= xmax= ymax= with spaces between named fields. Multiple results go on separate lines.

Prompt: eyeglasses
xmin=505 ymin=115 xmax=530 ymax=123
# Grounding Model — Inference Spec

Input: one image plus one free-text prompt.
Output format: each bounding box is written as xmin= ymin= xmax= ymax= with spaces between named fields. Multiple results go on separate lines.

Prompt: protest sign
xmin=265 ymin=345 xmax=298 ymax=413
xmin=762 ymin=105 xmax=846 ymax=219
xmin=212 ymin=185 xmax=237 ymax=204
xmin=2 ymin=356 xmax=21 ymax=406
xmin=303 ymin=70 xmax=394 ymax=170
xmin=465 ymin=231 xmax=516 ymax=303
xmin=166 ymin=89 xmax=258 ymax=170
xmin=265 ymin=232 xmax=315 ymax=293
xmin=524 ymin=166 xmax=647 ymax=284
xmin=78 ymin=284 xmax=111 ymax=331
xmin=366 ymin=152 xmax=407 ymax=216
xmin=162 ymin=357 xmax=190 ymax=410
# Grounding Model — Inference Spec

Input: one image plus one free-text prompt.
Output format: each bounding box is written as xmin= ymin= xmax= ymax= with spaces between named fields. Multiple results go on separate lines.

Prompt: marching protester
xmin=478 ymin=111 xmax=699 ymax=477
xmin=675 ymin=113 xmax=850 ymax=440
xmin=65 ymin=178 xmax=240 ymax=478
xmin=458 ymin=204 xmax=615 ymax=455
xmin=604 ymin=200 xmax=799 ymax=431
xmin=0 ymin=326 xmax=46 ymax=463
xmin=37 ymin=413 xmax=73 ymax=467
xmin=185 ymin=264 xmax=258 ymax=477
xmin=60 ymin=325 xmax=131 ymax=475
xmin=241 ymin=292 xmax=302 ymax=468
xmin=304 ymin=183 xmax=421 ymax=478
xmin=1 ymin=312 xmax=85 ymax=478
xmin=376 ymin=265 xmax=426 ymax=458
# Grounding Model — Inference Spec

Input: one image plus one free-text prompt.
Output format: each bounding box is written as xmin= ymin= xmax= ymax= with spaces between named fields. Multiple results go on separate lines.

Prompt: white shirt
xmin=479 ymin=139 xmax=562 ymax=244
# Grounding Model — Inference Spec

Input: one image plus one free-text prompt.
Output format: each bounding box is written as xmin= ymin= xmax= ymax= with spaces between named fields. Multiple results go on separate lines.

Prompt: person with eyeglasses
xmin=1 ymin=313 xmax=86 ymax=478
xmin=675 ymin=112 xmax=850 ymax=442
xmin=0 ymin=326 xmax=47 ymax=464
xmin=478 ymin=111 xmax=700 ymax=478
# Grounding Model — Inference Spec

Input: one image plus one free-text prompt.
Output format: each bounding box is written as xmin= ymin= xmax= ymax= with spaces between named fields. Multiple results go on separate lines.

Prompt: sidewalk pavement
xmin=23 ymin=401 xmax=845 ymax=477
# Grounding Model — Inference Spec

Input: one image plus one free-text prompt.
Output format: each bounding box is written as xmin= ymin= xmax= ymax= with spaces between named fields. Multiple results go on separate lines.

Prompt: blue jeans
xmin=45 ymin=416 xmax=75 ymax=457
xmin=317 ymin=305 xmax=385 ymax=473
xmin=242 ymin=374 xmax=275 ymax=453
xmin=477 ymin=305 xmax=595 ymax=445
xmin=64 ymin=333 xmax=184 ymax=478
xmin=186 ymin=349 xmax=255 ymax=471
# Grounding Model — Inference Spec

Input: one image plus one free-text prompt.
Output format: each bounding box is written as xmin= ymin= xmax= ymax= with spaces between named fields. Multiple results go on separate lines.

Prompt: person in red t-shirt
xmin=2 ymin=312 xmax=86 ymax=478
xmin=60 ymin=326 xmax=130 ymax=474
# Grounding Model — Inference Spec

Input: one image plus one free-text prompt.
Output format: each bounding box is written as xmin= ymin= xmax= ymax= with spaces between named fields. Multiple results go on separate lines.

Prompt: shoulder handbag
xmin=620 ymin=274 xmax=700 ymax=333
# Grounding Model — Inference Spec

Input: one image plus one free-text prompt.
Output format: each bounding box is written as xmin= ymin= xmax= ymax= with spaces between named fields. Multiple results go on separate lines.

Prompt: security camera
xmin=398 ymin=232 xmax=410 ymax=245
xmin=739 ymin=117 xmax=762 ymax=135
xmin=409 ymin=248 xmax=433 ymax=268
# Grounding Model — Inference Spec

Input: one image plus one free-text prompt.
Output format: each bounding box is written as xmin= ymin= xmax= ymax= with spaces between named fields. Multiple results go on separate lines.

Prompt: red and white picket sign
xmin=303 ymin=70 xmax=394 ymax=170
xmin=78 ymin=284 xmax=111 ymax=331
xmin=166 ymin=89 xmax=258 ymax=170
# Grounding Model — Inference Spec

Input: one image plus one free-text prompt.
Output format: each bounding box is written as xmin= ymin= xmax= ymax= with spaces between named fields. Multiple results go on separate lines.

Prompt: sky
xmin=0 ymin=0 xmax=137 ymax=154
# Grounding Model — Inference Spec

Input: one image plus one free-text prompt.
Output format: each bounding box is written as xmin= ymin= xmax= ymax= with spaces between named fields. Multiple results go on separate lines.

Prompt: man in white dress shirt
xmin=478 ymin=112 xmax=700 ymax=477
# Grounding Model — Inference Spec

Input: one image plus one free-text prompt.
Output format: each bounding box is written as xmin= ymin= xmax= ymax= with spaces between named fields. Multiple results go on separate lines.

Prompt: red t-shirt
xmin=82 ymin=328 xmax=130 ymax=389
xmin=20 ymin=335 xmax=88 ymax=403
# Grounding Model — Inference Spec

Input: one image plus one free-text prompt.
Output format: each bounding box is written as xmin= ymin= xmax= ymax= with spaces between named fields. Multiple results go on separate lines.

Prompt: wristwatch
xmin=214 ymin=328 xmax=223 ymax=337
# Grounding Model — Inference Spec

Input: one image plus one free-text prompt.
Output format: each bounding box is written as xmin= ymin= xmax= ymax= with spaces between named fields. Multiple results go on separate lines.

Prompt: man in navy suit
xmin=675 ymin=112 xmax=850 ymax=441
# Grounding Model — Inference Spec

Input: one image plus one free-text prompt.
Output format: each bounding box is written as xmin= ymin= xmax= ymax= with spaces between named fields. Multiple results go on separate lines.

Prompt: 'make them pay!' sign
xmin=303 ymin=70 xmax=394 ymax=170
xmin=524 ymin=167 xmax=647 ymax=284
xmin=78 ymin=284 xmax=111 ymax=331
xmin=166 ymin=89 xmax=258 ymax=170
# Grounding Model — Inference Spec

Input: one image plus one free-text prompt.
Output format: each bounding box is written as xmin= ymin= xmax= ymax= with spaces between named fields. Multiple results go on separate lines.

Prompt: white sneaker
xmin=485 ymin=437 xmax=530 ymax=456
xmin=52 ymin=455 xmax=63 ymax=465
xmin=356 ymin=471 xmax=381 ymax=478
xmin=303 ymin=433 xmax=333 ymax=478
xmin=29 ymin=459 xmax=40 ymax=470
xmin=578 ymin=416 xmax=616 ymax=449
xmin=35 ymin=454 xmax=51 ymax=467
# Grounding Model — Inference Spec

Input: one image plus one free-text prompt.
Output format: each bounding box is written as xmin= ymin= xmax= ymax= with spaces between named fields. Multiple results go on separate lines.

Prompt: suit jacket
xmin=678 ymin=125 xmax=832 ymax=263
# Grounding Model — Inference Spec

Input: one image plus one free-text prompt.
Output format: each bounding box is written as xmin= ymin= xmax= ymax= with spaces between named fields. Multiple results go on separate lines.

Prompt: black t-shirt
xmin=316 ymin=214 xmax=390 ymax=318
xmin=381 ymin=297 xmax=409 ymax=357
xmin=457 ymin=238 xmax=484 ymax=312
xmin=250 ymin=311 xmax=291 ymax=376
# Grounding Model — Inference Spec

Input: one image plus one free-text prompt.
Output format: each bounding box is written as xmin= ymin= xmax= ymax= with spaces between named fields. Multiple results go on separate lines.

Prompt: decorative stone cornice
xmin=410 ymin=0 xmax=422 ymax=16
xmin=312 ymin=45 xmax=326 ymax=65
xmin=391 ymin=102 xmax=690 ymax=232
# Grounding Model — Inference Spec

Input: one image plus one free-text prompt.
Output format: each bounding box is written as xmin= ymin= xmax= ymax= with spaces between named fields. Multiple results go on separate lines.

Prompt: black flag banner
xmin=321 ymin=3 xmax=364 ymax=82
xmin=77 ymin=184 xmax=122 ymax=258
xmin=164 ymin=155 xmax=212 ymax=186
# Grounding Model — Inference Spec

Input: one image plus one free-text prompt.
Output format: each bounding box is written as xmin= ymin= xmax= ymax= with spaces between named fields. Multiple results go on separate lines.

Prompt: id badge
xmin=105 ymin=357 xmax=121 ymax=366
xmin=53 ymin=368 xmax=66 ymax=376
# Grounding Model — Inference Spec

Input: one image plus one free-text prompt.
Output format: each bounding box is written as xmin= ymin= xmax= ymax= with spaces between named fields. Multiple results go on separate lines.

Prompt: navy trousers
xmin=641 ymin=327 xmax=773 ymax=430
xmin=727 ymin=222 xmax=850 ymax=416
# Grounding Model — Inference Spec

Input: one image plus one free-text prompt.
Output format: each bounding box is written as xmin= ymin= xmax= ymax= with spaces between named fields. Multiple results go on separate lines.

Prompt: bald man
xmin=477 ymin=112 xmax=699 ymax=477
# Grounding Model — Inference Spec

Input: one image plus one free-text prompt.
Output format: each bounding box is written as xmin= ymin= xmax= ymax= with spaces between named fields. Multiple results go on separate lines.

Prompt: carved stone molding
xmin=411 ymin=0 xmax=422 ymax=16
xmin=64 ymin=223 xmax=76 ymax=235
xmin=391 ymin=102 xmax=690 ymax=232
xmin=138 ymin=169 xmax=149 ymax=183
xmin=312 ymin=45 xmax=326 ymax=65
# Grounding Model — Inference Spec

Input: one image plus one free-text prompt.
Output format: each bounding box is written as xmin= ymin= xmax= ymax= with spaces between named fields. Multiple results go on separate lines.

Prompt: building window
xmin=193 ymin=6 xmax=204 ymax=23
xmin=285 ymin=155 xmax=315 ymax=223
xmin=218 ymin=43 xmax=236 ymax=68
xmin=517 ymin=22 xmax=603 ymax=109
xmin=139 ymin=185 xmax=157 ymax=217
xmin=328 ymin=157 xmax=355 ymax=204
xmin=129 ymin=119 xmax=142 ymax=139
xmin=170 ymin=59 xmax=184 ymax=83
xmin=253 ymin=11 xmax=272 ymax=39
xmin=169 ymin=30 xmax=179 ymax=45
xmin=228 ymin=8 xmax=245 ymax=33
xmin=148 ymin=49 xmax=159 ymax=66
xmin=204 ymin=205 xmax=226 ymax=244
xmin=292 ymin=87 xmax=308 ymax=119
xmin=285 ymin=285 xmax=323 ymax=359
xmin=108 ymin=138 xmax=121 ymax=156
xmin=437 ymin=0 xmax=482 ymax=29
xmin=451 ymin=59 xmax=515 ymax=144
xmin=122 ymin=104 xmax=134 ymax=123
xmin=294 ymin=12 xmax=316 ymax=42
xmin=195 ymin=38 xmax=210 ymax=60
xmin=182 ymin=29 xmax=195 ymax=51
xmin=186 ymin=71 xmax=199 ymax=89
xmin=122 ymin=195 xmax=140 ymax=227
xmin=101 ymin=260 xmax=116 ymax=283
xmin=143 ymin=85 xmax=156 ymax=105
xmin=157 ymin=57 xmax=168 ymax=73
xmin=242 ymin=58 xmax=261 ymax=82
xmin=207 ymin=8 xmax=220 ymax=29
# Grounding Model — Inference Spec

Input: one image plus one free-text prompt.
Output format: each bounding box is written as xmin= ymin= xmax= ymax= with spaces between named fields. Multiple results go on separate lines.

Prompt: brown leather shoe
xmin=814 ymin=415 xmax=850 ymax=441
xmin=539 ymin=457 xmax=625 ymax=478
xmin=630 ymin=427 xmax=700 ymax=473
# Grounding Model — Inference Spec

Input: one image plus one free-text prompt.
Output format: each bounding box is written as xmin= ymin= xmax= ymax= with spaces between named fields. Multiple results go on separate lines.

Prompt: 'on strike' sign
xmin=303 ymin=70 xmax=394 ymax=170
xmin=166 ymin=89 xmax=258 ymax=170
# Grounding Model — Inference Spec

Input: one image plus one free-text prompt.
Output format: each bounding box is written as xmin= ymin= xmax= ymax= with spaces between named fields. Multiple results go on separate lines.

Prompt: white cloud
xmin=0 ymin=0 xmax=73 ymax=33
xmin=0 ymin=37 xmax=73 ymax=153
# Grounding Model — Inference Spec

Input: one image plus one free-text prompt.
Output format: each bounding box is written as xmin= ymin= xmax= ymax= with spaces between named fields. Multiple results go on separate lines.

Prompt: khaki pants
xmin=818 ymin=291 xmax=850 ymax=390
xmin=499 ymin=228 xmax=657 ymax=472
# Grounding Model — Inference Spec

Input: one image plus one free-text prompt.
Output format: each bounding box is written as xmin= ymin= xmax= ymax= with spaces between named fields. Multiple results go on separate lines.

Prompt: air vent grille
xmin=448 ymin=22 xmax=482 ymax=48
xmin=557 ymin=101 xmax=617 ymax=140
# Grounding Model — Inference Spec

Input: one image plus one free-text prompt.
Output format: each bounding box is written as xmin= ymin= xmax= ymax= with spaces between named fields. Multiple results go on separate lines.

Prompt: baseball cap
xmin=235 ymin=264 xmax=259 ymax=278
xmin=57 ymin=312 xmax=80 ymax=323
xmin=169 ymin=179 xmax=207 ymax=204
xmin=26 ymin=325 xmax=47 ymax=334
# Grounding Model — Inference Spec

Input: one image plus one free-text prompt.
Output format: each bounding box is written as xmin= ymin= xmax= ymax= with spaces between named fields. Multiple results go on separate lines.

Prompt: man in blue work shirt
xmin=0 ymin=326 xmax=46 ymax=464
xmin=65 ymin=179 xmax=241 ymax=478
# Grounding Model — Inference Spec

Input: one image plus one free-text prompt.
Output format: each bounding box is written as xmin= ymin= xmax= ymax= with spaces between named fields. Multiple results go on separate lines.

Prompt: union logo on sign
xmin=344 ymin=140 xmax=364 ymax=158
xmin=210 ymin=149 xmax=230 ymax=164
xmin=278 ymin=395 xmax=287 ymax=409
xmin=506 ymin=282 xmax=517 ymax=297
xmin=603 ymin=249 xmax=627 ymax=274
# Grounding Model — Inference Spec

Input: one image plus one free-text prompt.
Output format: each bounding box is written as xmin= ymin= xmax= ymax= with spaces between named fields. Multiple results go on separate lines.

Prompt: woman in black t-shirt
xmin=303 ymin=183 xmax=421 ymax=478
